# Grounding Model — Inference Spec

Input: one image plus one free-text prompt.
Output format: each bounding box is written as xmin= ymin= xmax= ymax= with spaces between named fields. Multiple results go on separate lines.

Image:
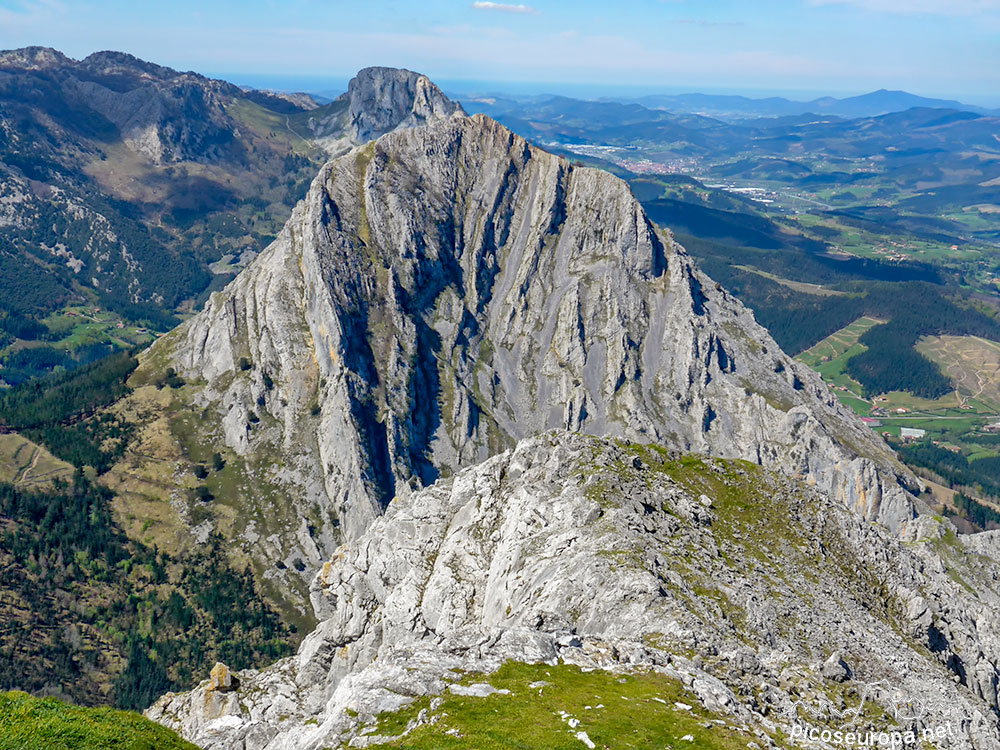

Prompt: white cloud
xmin=472 ymin=1 xmax=540 ymax=15
xmin=809 ymin=0 xmax=1000 ymax=14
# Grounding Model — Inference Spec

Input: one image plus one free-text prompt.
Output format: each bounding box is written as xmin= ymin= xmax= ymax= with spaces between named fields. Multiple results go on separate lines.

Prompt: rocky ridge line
xmin=147 ymin=432 xmax=1000 ymax=749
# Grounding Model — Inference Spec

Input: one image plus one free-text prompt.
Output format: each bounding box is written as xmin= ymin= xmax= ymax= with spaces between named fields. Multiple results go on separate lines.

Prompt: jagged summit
xmin=78 ymin=50 xmax=194 ymax=83
xmin=303 ymin=65 xmax=465 ymax=152
xmin=145 ymin=109 xmax=918 ymax=594
xmin=0 ymin=46 xmax=201 ymax=83
xmin=342 ymin=66 xmax=466 ymax=142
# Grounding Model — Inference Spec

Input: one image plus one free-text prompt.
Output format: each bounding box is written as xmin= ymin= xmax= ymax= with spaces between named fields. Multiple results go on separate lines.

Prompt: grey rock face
xmin=147 ymin=432 xmax=1000 ymax=749
xmin=161 ymin=111 xmax=919 ymax=579
xmin=304 ymin=67 xmax=465 ymax=153
xmin=0 ymin=46 xmax=73 ymax=71
xmin=345 ymin=67 xmax=465 ymax=143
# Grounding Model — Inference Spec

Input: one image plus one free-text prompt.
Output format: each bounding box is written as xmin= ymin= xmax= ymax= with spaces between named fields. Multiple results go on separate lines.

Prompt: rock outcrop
xmin=147 ymin=432 xmax=1000 ymax=749
xmin=151 ymin=110 xmax=920 ymax=589
xmin=302 ymin=67 xmax=465 ymax=153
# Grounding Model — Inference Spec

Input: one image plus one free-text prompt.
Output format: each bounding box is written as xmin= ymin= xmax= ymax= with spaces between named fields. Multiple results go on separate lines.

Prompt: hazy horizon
xmin=2 ymin=0 xmax=998 ymax=107
xmin=211 ymin=71 xmax=1000 ymax=109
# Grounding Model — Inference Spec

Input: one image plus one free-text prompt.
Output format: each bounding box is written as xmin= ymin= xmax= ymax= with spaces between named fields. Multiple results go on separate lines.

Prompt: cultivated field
xmin=796 ymin=319 xmax=1000 ymax=445
xmin=917 ymin=335 xmax=1000 ymax=412
xmin=796 ymin=316 xmax=885 ymax=367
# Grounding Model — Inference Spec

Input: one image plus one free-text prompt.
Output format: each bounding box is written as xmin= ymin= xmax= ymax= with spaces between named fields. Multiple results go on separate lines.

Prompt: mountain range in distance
xmin=222 ymin=69 xmax=998 ymax=123
xmin=457 ymin=86 xmax=1000 ymax=123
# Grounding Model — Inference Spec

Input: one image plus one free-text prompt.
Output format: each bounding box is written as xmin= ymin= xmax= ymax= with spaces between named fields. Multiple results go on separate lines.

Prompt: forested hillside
xmin=0 ymin=48 xmax=327 ymax=384
xmin=0 ymin=353 xmax=295 ymax=708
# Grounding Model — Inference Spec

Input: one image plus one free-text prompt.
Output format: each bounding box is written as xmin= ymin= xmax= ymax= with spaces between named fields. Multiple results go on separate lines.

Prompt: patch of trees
xmin=0 ymin=474 xmax=294 ymax=710
xmin=843 ymin=284 xmax=1000 ymax=398
xmin=945 ymin=492 xmax=1000 ymax=531
xmin=114 ymin=534 xmax=294 ymax=710
xmin=0 ymin=351 xmax=138 ymax=472
xmin=100 ymin=299 xmax=180 ymax=331
xmin=0 ymin=471 xmax=128 ymax=572
xmin=0 ymin=347 xmax=78 ymax=386
xmin=844 ymin=321 xmax=952 ymax=398
xmin=155 ymin=367 xmax=185 ymax=390
xmin=898 ymin=441 xmax=1000 ymax=499
xmin=696 ymin=264 xmax=1000 ymax=399
xmin=0 ymin=350 xmax=136 ymax=428
xmin=0 ymin=248 xmax=72 ymax=315
xmin=0 ymin=308 xmax=49 ymax=340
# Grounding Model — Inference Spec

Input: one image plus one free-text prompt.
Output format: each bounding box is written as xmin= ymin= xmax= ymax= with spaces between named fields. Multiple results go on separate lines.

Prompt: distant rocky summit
xmin=302 ymin=66 xmax=466 ymax=153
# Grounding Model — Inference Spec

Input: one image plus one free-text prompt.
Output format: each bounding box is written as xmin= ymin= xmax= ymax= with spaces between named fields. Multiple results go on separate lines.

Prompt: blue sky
xmin=1 ymin=0 xmax=998 ymax=104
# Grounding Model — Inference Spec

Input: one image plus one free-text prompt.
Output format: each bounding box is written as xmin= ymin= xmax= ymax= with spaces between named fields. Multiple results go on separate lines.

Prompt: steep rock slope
xmin=148 ymin=432 xmax=1000 ymax=749
xmin=302 ymin=67 xmax=465 ymax=154
xmin=147 ymin=112 xmax=918 ymax=586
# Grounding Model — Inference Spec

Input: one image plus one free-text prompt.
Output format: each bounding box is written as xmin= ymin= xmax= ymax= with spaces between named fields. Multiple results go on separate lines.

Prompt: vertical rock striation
xmin=159 ymin=111 xmax=920 ymax=575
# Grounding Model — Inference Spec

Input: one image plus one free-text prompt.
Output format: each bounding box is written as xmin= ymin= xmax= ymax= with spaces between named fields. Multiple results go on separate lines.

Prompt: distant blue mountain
xmin=610 ymin=88 xmax=996 ymax=121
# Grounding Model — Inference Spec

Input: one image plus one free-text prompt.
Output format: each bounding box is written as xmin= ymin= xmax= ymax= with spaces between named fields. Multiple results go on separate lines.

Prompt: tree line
xmin=898 ymin=441 xmax=1000 ymax=499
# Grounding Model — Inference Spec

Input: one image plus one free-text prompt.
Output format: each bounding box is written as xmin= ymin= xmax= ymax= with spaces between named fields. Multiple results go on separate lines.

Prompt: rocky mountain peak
xmin=343 ymin=66 xmax=466 ymax=142
xmin=149 ymin=108 xmax=919 ymax=611
xmin=0 ymin=46 xmax=73 ymax=71
xmin=303 ymin=66 xmax=465 ymax=153
xmin=78 ymin=50 xmax=189 ymax=83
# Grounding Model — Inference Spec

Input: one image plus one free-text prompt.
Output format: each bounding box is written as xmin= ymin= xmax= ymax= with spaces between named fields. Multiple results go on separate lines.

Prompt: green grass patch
xmin=375 ymin=662 xmax=784 ymax=749
xmin=796 ymin=316 xmax=884 ymax=369
xmin=0 ymin=691 xmax=197 ymax=750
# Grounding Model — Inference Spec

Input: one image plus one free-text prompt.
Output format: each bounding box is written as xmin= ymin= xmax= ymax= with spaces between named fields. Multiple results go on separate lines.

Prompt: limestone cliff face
xmin=303 ymin=67 xmax=465 ymax=153
xmin=162 ymin=112 xmax=918 ymax=569
xmin=147 ymin=433 xmax=1000 ymax=750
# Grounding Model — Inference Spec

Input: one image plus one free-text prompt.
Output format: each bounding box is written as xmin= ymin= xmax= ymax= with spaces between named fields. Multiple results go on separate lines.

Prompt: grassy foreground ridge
xmin=0 ymin=691 xmax=197 ymax=750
